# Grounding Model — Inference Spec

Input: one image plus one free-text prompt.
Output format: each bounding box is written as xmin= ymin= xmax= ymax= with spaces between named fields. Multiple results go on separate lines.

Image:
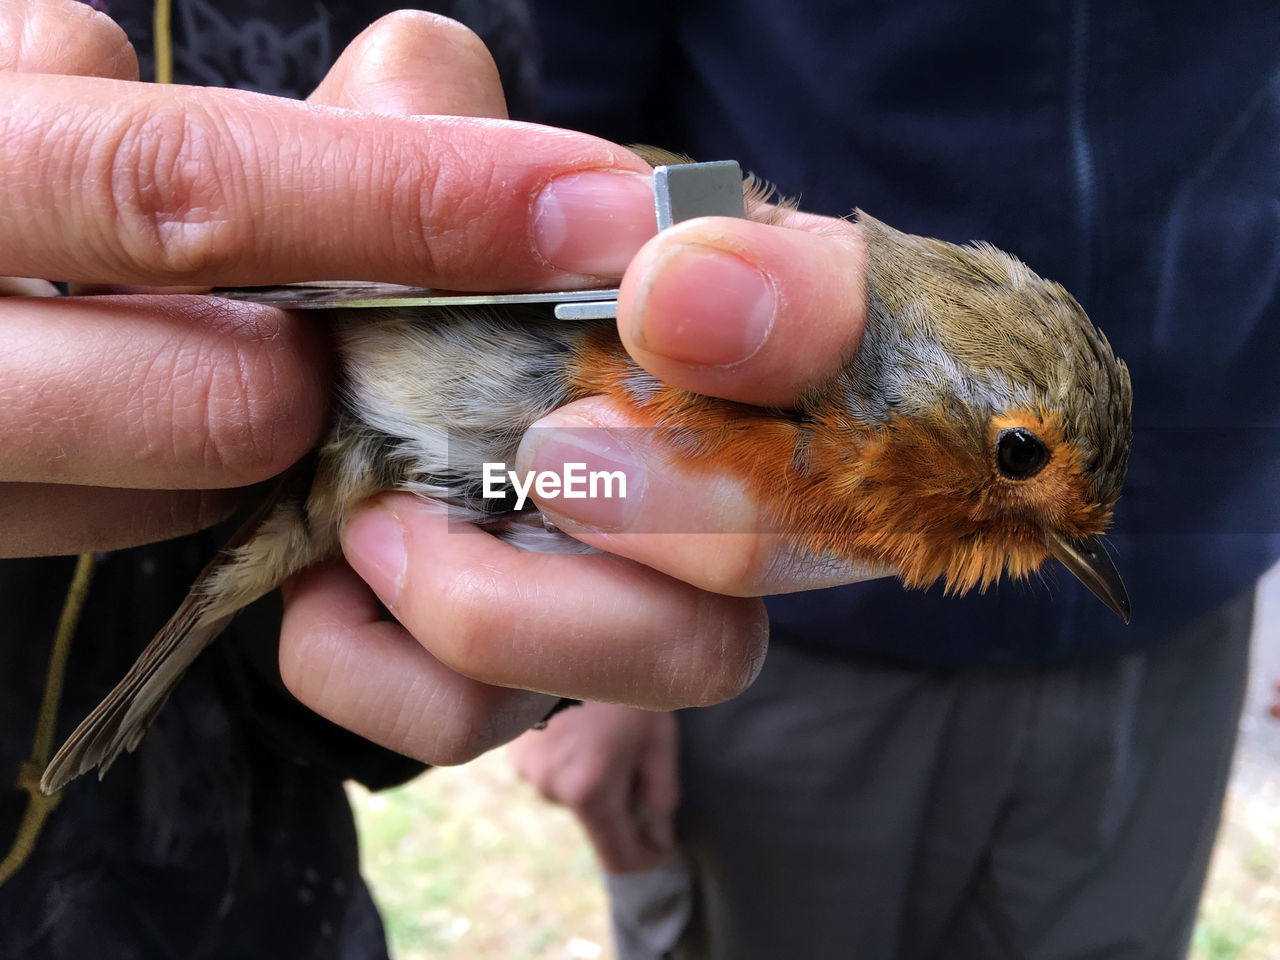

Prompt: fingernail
xmin=632 ymin=243 xmax=776 ymax=366
xmin=515 ymin=414 xmax=645 ymax=531
xmin=532 ymin=171 xmax=656 ymax=276
xmin=342 ymin=504 xmax=406 ymax=606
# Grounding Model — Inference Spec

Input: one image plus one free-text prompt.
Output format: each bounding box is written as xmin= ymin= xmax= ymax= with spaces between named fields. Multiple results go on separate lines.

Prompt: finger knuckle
xmin=672 ymin=596 xmax=769 ymax=706
xmin=559 ymin=770 xmax=607 ymax=813
xmin=429 ymin=564 xmax=507 ymax=675
xmin=277 ymin=612 xmax=348 ymax=708
xmin=199 ymin=336 xmax=304 ymax=481
xmin=422 ymin=708 xmax=506 ymax=766
xmin=138 ymin=302 xmax=312 ymax=483
xmin=195 ymin=347 xmax=273 ymax=479
xmin=106 ymin=102 xmax=248 ymax=280
xmin=408 ymin=138 xmax=496 ymax=274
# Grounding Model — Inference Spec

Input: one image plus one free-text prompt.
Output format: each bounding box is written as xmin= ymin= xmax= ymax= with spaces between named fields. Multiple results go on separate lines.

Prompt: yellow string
xmin=0 ymin=0 xmax=173 ymax=886
xmin=0 ymin=554 xmax=96 ymax=886
xmin=153 ymin=0 xmax=173 ymax=85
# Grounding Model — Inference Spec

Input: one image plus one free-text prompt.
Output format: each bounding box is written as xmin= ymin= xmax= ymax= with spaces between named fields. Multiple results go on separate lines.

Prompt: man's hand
xmin=511 ymin=704 xmax=680 ymax=874
xmin=261 ymin=15 xmax=875 ymax=760
xmin=0 ymin=3 xmax=654 ymax=558
xmin=5 ymin=3 xmax=876 ymax=765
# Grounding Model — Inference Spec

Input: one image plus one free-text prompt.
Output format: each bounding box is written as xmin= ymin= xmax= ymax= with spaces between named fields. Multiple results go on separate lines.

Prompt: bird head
xmin=567 ymin=211 xmax=1133 ymax=620
xmin=785 ymin=212 xmax=1133 ymax=619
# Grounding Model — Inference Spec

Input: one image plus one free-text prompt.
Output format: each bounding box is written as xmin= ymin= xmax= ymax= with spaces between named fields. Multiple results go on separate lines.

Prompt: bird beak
xmin=1045 ymin=531 xmax=1131 ymax=623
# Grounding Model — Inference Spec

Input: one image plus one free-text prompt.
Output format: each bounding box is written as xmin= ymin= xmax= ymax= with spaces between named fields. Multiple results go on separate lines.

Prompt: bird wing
xmin=40 ymin=460 xmax=321 ymax=794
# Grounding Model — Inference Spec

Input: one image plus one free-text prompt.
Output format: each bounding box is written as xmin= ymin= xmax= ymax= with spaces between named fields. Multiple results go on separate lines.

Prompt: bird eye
xmin=996 ymin=428 xmax=1050 ymax=479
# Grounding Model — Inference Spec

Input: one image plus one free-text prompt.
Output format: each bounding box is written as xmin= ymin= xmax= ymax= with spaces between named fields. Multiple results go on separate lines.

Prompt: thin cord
xmin=153 ymin=0 xmax=173 ymax=85
xmin=1 ymin=0 xmax=174 ymax=887
xmin=0 ymin=554 xmax=96 ymax=886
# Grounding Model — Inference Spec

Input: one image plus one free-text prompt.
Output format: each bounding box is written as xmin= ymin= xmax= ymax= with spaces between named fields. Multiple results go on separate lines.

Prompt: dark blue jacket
xmin=529 ymin=0 xmax=1280 ymax=663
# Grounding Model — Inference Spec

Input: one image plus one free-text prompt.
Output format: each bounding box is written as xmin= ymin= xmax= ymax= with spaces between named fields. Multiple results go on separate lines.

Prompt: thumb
xmin=308 ymin=10 xmax=507 ymax=118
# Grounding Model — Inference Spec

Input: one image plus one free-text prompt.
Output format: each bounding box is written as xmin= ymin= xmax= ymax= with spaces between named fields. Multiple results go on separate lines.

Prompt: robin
xmin=40 ymin=176 xmax=1132 ymax=793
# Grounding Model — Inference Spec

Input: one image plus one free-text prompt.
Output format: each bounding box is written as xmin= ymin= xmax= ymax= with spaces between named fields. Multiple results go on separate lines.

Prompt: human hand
xmin=27 ymin=5 xmax=870 ymax=778
xmin=280 ymin=18 xmax=881 ymax=762
xmin=275 ymin=14 xmax=796 ymax=764
xmin=304 ymin=165 xmax=877 ymax=761
xmin=511 ymin=203 xmax=873 ymax=596
xmin=511 ymin=704 xmax=680 ymax=874
xmin=0 ymin=2 xmax=654 ymax=558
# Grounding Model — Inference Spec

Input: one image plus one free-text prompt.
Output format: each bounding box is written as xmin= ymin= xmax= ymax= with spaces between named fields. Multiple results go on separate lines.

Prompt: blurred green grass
xmin=352 ymin=746 xmax=1279 ymax=960
xmin=349 ymin=747 xmax=614 ymax=960
xmin=1191 ymin=786 xmax=1280 ymax=960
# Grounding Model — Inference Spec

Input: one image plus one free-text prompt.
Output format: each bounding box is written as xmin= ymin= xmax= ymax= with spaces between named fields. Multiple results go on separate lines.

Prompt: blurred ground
xmin=1194 ymin=562 xmax=1280 ymax=959
xmin=349 ymin=753 xmax=615 ymax=960
xmin=352 ymin=563 xmax=1280 ymax=960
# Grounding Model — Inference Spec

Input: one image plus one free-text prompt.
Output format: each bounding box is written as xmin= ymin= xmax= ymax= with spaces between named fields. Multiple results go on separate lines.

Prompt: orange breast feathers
xmin=567 ymin=329 xmax=1112 ymax=595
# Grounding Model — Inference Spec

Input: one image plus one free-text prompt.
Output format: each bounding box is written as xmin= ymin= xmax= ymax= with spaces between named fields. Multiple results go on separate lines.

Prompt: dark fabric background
xmin=530 ymin=0 xmax=1280 ymax=664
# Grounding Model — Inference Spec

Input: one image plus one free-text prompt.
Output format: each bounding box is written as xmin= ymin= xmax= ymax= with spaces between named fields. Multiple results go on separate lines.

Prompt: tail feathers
xmin=39 ymin=596 xmax=237 ymax=793
xmin=41 ymin=462 xmax=324 ymax=794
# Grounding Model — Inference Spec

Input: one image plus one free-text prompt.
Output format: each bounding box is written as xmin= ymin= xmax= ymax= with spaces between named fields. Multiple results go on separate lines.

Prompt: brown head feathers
xmin=573 ymin=208 xmax=1133 ymax=597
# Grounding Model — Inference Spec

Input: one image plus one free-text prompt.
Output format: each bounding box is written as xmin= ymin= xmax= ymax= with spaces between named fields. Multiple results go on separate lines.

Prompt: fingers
xmin=0 ymin=0 xmax=138 ymax=78
xmin=509 ymin=703 xmax=681 ymax=873
xmin=0 ymin=73 xmax=655 ymax=288
xmin=279 ymin=560 xmax=558 ymax=765
xmin=0 ymin=1 xmax=317 ymax=556
xmin=561 ymin=756 xmax=652 ymax=874
xmin=634 ymin=709 xmax=681 ymax=853
xmin=511 ymin=212 xmax=877 ymax=595
xmin=339 ymin=495 xmax=769 ymax=709
xmin=0 ymin=483 xmax=240 ymax=557
xmin=588 ymin=709 xmax=681 ymax=871
xmin=0 ymin=295 xmax=330 ymax=488
xmin=515 ymin=396 xmax=892 ymax=595
xmin=579 ymin=785 xmax=665 ymax=874
xmin=618 ymin=213 xmax=867 ymax=407
xmin=308 ymin=11 xmax=507 ymax=118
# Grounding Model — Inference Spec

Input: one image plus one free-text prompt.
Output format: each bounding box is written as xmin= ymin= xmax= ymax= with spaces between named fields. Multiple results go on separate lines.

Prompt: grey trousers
xmin=607 ymin=593 xmax=1254 ymax=960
